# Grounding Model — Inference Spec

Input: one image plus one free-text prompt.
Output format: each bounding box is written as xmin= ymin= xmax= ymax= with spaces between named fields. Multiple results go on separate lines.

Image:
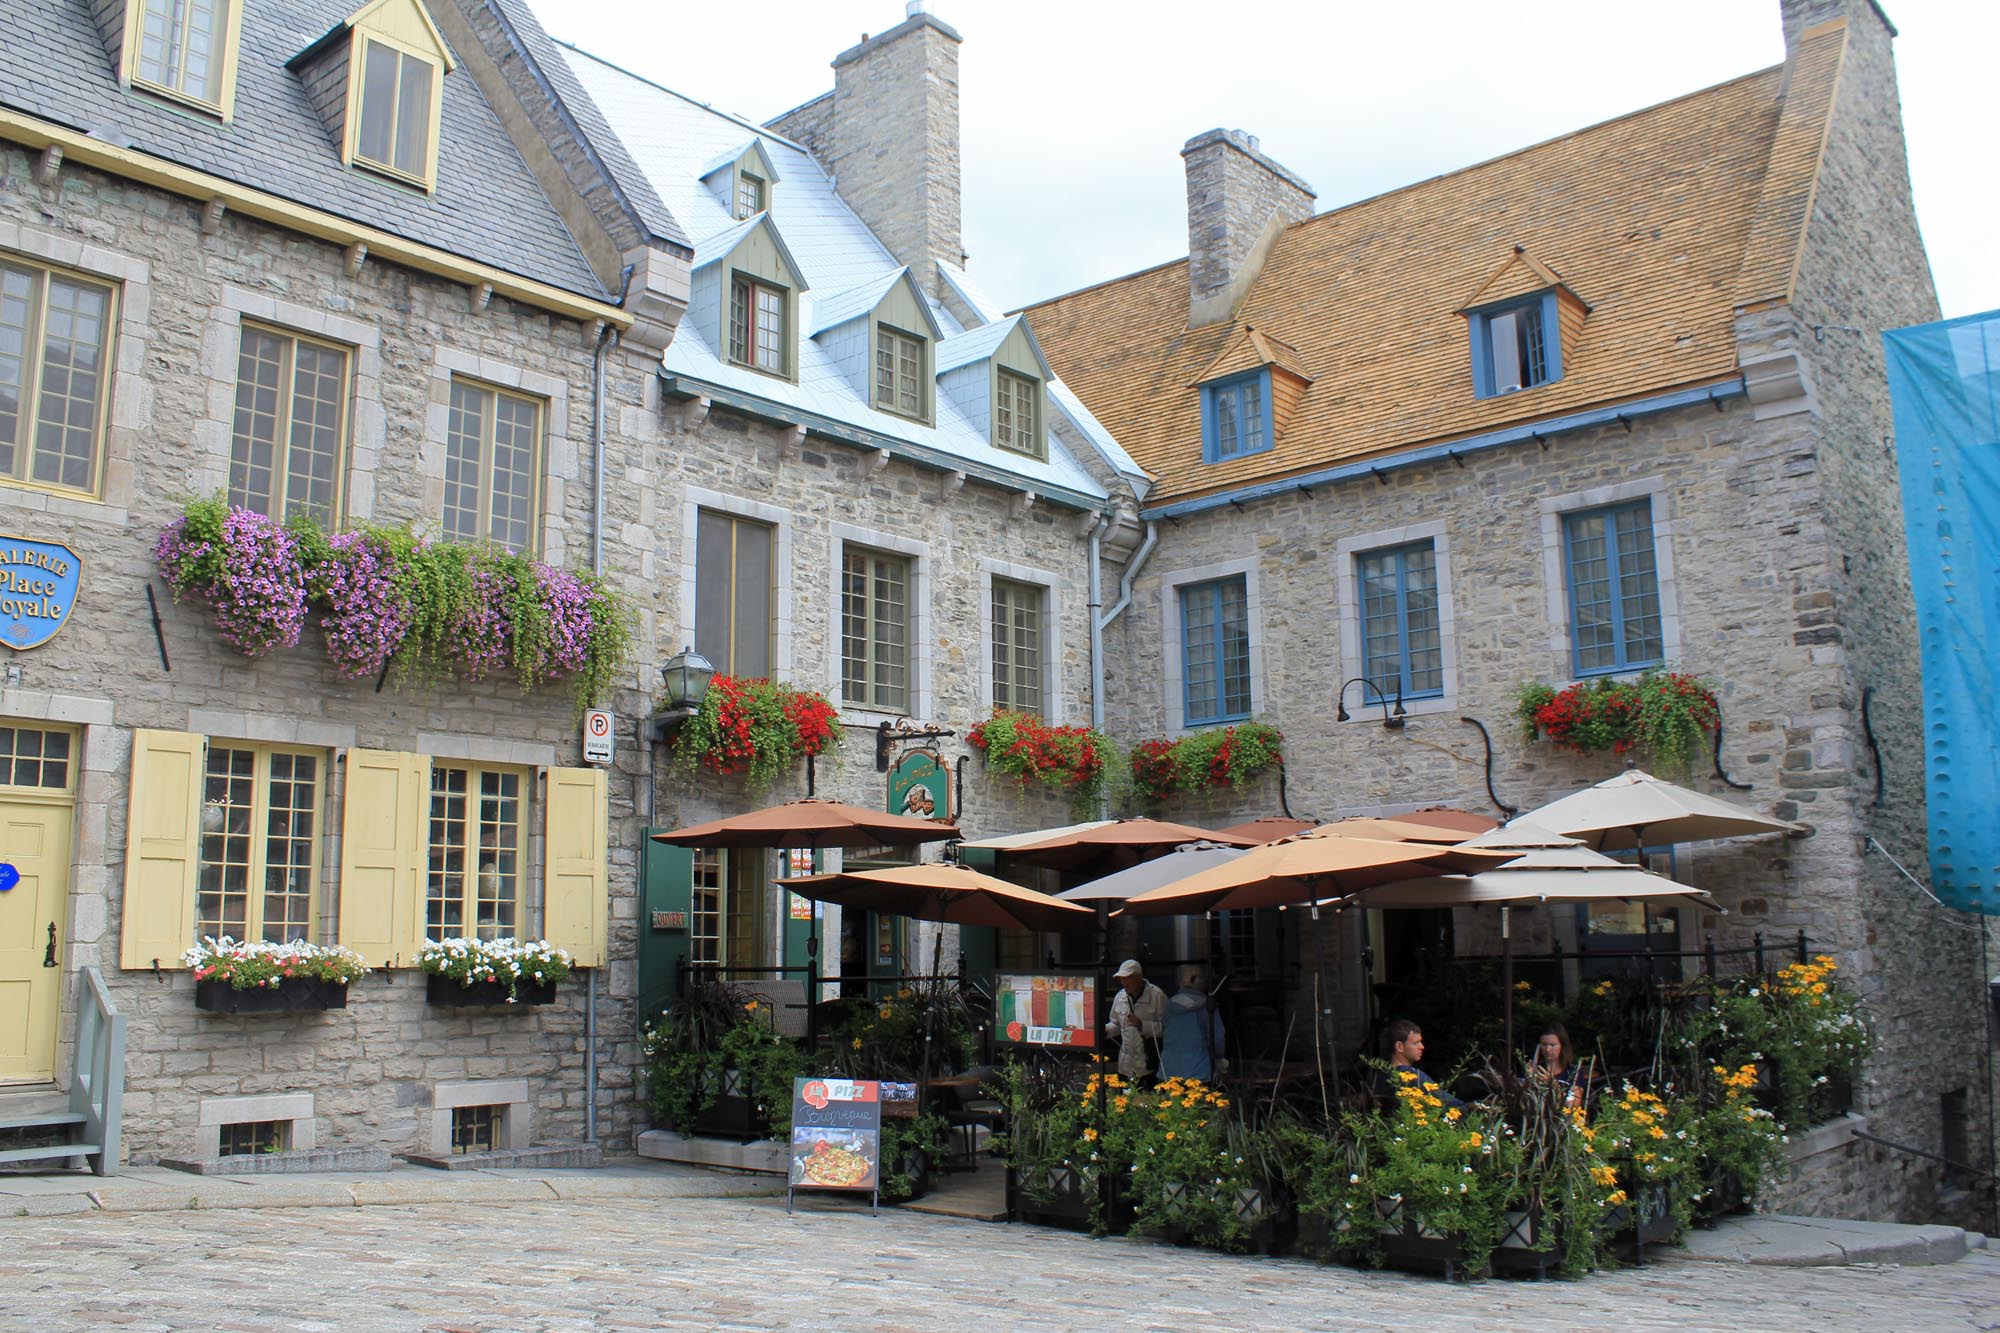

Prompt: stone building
xmin=0 ymin=0 xmax=693 ymax=1164
xmin=1025 ymin=0 xmax=1989 ymax=1224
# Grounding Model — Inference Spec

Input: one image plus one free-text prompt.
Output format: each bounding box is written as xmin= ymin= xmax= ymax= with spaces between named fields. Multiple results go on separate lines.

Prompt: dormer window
xmin=1475 ymin=296 xmax=1551 ymax=395
xmin=1458 ymin=248 xmax=1586 ymax=400
xmin=702 ymin=140 xmax=783 ymax=221
xmin=1201 ymin=370 xmax=1271 ymax=463
xmin=730 ymin=275 xmax=788 ymax=376
xmin=736 ymin=173 xmax=766 ymax=221
xmin=875 ymin=326 xmax=928 ymax=420
xmin=995 ymin=370 xmax=1042 ymax=459
xmin=354 ymin=38 xmax=437 ymax=183
xmin=122 ymin=0 xmax=243 ymax=117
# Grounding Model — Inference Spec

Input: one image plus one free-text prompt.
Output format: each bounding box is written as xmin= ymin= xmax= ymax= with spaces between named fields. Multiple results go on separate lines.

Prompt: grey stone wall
xmin=4 ymin=148 xmax=669 ymax=1163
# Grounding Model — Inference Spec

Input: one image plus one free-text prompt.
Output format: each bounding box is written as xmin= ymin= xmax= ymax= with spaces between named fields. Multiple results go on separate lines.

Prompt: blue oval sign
xmin=0 ymin=864 xmax=18 ymax=893
xmin=0 ymin=535 xmax=81 ymax=651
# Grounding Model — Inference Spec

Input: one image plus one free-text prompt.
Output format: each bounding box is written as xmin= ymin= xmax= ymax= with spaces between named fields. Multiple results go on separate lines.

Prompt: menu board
xmin=995 ymin=973 xmax=1099 ymax=1051
xmin=788 ymin=1078 xmax=882 ymax=1210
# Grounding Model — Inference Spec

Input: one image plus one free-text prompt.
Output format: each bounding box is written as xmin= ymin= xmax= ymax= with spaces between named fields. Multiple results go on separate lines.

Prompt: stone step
xmin=1677 ymin=1212 xmax=1972 ymax=1267
xmin=636 ymin=1128 xmax=785 ymax=1175
xmin=160 ymin=1147 xmax=395 ymax=1176
xmin=401 ymin=1143 xmax=605 ymax=1172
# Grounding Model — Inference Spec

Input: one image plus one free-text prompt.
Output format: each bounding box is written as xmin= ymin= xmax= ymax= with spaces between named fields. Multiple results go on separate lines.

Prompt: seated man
xmin=1372 ymin=1018 xmax=1466 ymax=1109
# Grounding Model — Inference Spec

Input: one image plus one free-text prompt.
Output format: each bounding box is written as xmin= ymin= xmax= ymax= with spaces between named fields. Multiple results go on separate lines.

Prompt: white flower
xmin=1349 ymin=1173 xmax=1360 ymax=1184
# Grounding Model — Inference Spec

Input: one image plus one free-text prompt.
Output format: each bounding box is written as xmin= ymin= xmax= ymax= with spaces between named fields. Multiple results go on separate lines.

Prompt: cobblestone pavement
xmin=7 ymin=1195 xmax=1999 ymax=1333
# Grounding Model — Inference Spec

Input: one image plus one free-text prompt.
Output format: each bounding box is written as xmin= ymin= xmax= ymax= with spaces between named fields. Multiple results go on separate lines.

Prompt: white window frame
xmin=828 ymin=521 xmax=932 ymax=722
xmin=200 ymin=286 xmax=382 ymax=522
xmin=679 ymin=486 xmax=794 ymax=683
xmin=1334 ymin=520 xmax=1458 ymax=721
xmin=1538 ymin=476 xmax=1683 ymax=683
xmin=1159 ymin=555 xmax=1264 ymax=736
xmin=979 ymin=558 xmax=1065 ymax=725
xmin=426 ymin=349 xmax=570 ymax=562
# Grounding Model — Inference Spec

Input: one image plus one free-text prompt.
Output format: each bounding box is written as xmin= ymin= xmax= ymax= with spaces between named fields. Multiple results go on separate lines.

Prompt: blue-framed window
xmin=1199 ymin=370 xmax=1273 ymax=463
xmin=1179 ymin=576 xmax=1251 ymax=725
xmin=1563 ymin=500 xmax=1664 ymax=675
xmin=1467 ymin=291 xmax=1562 ymax=398
xmin=1356 ymin=541 xmax=1443 ymax=702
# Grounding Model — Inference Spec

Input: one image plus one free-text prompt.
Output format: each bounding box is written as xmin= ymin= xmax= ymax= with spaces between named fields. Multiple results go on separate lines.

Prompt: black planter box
xmin=1007 ymin=1163 xmax=1129 ymax=1233
xmin=425 ymin=975 xmax=557 ymax=1007
xmin=690 ymin=1069 xmax=768 ymax=1142
xmin=196 ymin=978 xmax=348 ymax=1013
xmin=1695 ymin=1169 xmax=1747 ymax=1228
xmin=1608 ymin=1183 xmax=1681 ymax=1260
xmin=1489 ymin=1200 xmax=1562 ymax=1279
xmin=1137 ymin=1177 xmax=1294 ymax=1254
xmin=1374 ymin=1198 xmax=1485 ymax=1280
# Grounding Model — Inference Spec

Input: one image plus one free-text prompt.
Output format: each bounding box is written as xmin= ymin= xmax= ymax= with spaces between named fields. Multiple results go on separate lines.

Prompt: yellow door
xmin=0 ymin=795 xmax=74 ymax=1081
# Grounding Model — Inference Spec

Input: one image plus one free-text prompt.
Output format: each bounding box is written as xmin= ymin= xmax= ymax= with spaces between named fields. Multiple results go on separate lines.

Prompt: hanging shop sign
xmin=787 ymin=1077 xmax=881 ymax=1214
xmin=995 ymin=972 xmax=1100 ymax=1051
xmin=887 ymin=748 xmax=950 ymax=822
xmin=0 ymin=536 xmax=81 ymax=651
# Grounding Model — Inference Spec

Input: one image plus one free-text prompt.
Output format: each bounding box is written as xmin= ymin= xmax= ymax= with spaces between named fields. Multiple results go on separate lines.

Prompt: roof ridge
xmin=551 ymin=39 xmax=810 ymax=156
xmin=1015 ymin=254 xmax=1188 ymax=316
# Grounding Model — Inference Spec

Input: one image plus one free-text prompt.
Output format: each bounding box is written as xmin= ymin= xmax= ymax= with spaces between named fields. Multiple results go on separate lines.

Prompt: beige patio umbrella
xmin=954 ymin=819 xmax=1117 ymax=854
xmin=652 ymin=797 xmax=960 ymax=850
xmin=1343 ymin=822 xmax=1716 ymax=1080
xmin=1293 ymin=816 xmax=1474 ymax=845
xmin=1521 ymin=769 xmax=1802 ymax=852
xmin=775 ymin=862 xmax=1095 ymax=933
xmin=1214 ymin=816 xmax=1318 ymax=843
xmin=1004 ymin=817 xmax=1260 ymax=874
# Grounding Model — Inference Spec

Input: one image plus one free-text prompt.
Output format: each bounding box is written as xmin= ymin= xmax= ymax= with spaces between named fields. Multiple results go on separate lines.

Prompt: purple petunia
xmin=156 ymin=508 xmax=307 ymax=658
xmin=312 ymin=531 xmax=412 ymax=678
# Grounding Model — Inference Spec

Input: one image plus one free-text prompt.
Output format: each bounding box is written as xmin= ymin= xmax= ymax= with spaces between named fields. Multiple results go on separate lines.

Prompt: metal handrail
xmin=1850 ymin=1130 xmax=1999 ymax=1185
xmin=70 ymin=967 xmax=125 ymax=1176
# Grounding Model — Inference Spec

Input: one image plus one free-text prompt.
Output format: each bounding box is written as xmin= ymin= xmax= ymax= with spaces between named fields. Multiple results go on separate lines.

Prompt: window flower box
xmin=195 ymin=977 xmax=349 ymax=1014
xmin=1374 ymin=1197 xmax=1483 ymax=1280
xmin=1488 ymin=1198 xmax=1562 ymax=1279
xmin=425 ymin=974 xmax=557 ymax=1008
xmin=1006 ymin=1162 xmax=1129 ymax=1234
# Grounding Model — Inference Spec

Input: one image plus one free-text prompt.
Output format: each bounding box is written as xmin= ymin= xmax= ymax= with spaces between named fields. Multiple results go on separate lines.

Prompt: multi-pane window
xmin=450 ymin=1105 xmax=502 ymax=1154
xmin=1483 ymin=299 xmax=1549 ymax=394
xmin=994 ymin=369 xmax=1041 ymax=457
xmin=729 ymin=276 xmax=787 ymax=375
xmin=133 ymin=0 xmax=229 ymax=107
xmin=842 ymin=546 xmax=910 ymax=712
xmin=0 ymin=257 xmax=114 ymax=494
xmin=425 ymin=765 xmax=523 ymax=940
xmin=1180 ymin=576 xmax=1251 ymax=725
xmin=875 ymin=326 xmax=925 ymax=420
xmin=694 ymin=508 xmax=774 ymax=678
xmin=1357 ymin=541 xmax=1443 ymax=702
xmin=991 ymin=579 xmax=1045 ymax=717
xmin=1564 ymin=501 xmax=1664 ymax=675
xmin=0 ymin=726 xmax=72 ymax=790
xmin=218 ymin=1121 xmax=286 ymax=1157
xmin=354 ymin=39 xmax=436 ymax=182
xmin=229 ymin=325 xmax=348 ymax=525
xmin=197 ymin=746 xmax=321 ymax=944
xmin=689 ymin=849 xmax=724 ymax=967
xmin=1203 ymin=373 xmax=1268 ymax=462
xmin=735 ymin=173 xmax=765 ymax=220
xmin=444 ymin=378 xmax=541 ymax=553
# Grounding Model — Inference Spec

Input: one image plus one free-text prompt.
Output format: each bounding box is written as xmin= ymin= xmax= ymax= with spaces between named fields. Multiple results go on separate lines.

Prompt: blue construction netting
xmin=1884 ymin=310 xmax=2000 ymax=915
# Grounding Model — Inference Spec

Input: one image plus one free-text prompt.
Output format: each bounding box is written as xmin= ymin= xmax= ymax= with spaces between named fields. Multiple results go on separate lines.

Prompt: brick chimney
xmin=1181 ymin=129 xmax=1315 ymax=327
xmin=770 ymin=3 xmax=962 ymax=302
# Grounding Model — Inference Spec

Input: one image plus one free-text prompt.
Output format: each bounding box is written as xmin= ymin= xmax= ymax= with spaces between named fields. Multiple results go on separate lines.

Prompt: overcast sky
xmin=544 ymin=0 xmax=1997 ymax=322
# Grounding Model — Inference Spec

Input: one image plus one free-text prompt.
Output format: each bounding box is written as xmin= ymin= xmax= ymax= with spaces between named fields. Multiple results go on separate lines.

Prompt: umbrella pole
xmin=1502 ymin=905 xmax=1514 ymax=1094
xmin=1311 ymin=902 xmax=1333 ymax=1116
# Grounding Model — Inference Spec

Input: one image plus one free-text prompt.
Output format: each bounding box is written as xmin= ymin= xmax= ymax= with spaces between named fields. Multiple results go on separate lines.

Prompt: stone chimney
xmin=1181 ymin=129 xmax=1315 ymax=328
xmin=770 ymin=4 xmax=962 ymax=302
xmin=1780 ymin=0 xmax=1895 ymax=52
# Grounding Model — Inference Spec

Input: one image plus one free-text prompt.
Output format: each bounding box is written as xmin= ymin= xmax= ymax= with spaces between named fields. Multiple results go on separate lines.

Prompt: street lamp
xmin=1335 ymin=676 xmax=1406 ymax=729
xmin=658 ymin=646 xmax=715 ymax=712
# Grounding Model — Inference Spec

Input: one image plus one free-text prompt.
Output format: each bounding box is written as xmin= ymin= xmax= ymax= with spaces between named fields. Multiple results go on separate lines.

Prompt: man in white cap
xmin=1104 ymin=959 xmax=1167 ymax=1084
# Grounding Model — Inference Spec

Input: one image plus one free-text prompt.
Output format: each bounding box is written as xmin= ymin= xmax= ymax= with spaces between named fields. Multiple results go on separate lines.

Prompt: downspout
xmin=583 ymin=263 xmax=634 ymax=1147
xmin=1091 ymin=513 xmax=1158 ymax=732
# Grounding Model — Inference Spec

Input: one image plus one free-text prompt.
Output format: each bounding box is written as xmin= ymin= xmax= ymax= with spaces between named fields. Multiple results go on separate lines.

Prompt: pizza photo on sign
xmin=788 ymin=1126 xmax=879 ymax=1190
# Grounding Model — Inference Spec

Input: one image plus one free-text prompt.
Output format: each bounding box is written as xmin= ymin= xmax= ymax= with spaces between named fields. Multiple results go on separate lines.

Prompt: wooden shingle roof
xmin=1024 ymin=23 xmax=1849 ymax=505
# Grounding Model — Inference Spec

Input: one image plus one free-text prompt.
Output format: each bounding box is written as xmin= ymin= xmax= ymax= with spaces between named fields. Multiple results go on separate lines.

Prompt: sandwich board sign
xmin=786 ymin=1077 xmax=881 ymax=1214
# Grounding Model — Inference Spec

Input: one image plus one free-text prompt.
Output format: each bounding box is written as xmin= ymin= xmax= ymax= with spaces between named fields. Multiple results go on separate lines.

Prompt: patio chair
xmin=940 ymin=1065 xmax=1006 ymax=1173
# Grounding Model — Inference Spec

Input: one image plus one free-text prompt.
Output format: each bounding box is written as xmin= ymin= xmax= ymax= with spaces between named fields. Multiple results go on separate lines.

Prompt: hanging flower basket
xmin=1129 ymin=721 xmax=1283 ymax=803
xmin=157 ymin=501 xmax=634 ymax=707
xmin=967 ymin=710 xmax=1112 ymax=817
xmin=1513 ymin=671 xmax=1719 ymax=780
xmin=668 ymin=675 xmax=840 ymax=794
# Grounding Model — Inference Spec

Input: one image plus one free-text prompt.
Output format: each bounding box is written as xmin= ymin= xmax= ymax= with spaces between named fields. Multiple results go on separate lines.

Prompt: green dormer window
xmin=730 ymin=275 xmax=788 ymax=376
xmin=736 ymin=173 xmax=765 ymax=220
xmin=875 ymin=325 xmax=926 ymax=420
xmin=995 ymin=369 xmax=1042 ymax=459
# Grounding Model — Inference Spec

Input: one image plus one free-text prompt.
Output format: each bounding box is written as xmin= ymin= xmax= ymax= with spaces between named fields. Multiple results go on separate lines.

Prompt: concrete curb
xmin=1674 ymin=1213 xmax=1971 ymax=1267
xmin=0 ymin=1159 xmax=785 ymax=1217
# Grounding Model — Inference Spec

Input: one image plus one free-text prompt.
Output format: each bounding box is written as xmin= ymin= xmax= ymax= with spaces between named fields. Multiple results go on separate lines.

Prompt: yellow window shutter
xmin=543 ymin=765 xmax=608 ymax=969
xmin=120 ymin=729 xmax=206 ymax=971
xmin=338 ymin=749 xmax=427 ymax=968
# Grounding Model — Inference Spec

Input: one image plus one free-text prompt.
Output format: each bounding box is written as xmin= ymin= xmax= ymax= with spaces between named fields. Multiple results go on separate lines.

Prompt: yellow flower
xmin=1445 ymin=1107 xmax=1463 ymax=1123
xmin=879 ymin=1005 xmax=893 ymax=1019
xmin=897 ymin=988 xmax=913 ymax=999
xmin=1590 ymin=1165 xmax=1618 ymax=1187
xmin=1082 ymin=1128 xmax=1098 ymax=1142
xmin=1466 ymin=1132 xmax=1483 ymax=1149
xmin=1607 ymin=1189 xmax=1629 ymax=1207
xmin=851 ymin=1038 xmax=862 ymax=1049
xmin=1164 ymin=1131 xmax=1175 ymax=1141
xmin=744 ymin=1000 xmax=760 ymax=1012
xmin=1113 ymin=1096 xmax=1129 ymax=1113
xmin=1515 ymin=980 xmax=1533 ymax=992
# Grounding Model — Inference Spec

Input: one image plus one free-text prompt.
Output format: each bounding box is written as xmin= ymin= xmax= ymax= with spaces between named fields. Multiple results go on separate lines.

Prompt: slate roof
xmin=555 ymin=42 xmax=1113 ymax=507
xmin=1022 ymin=21 xmax=1850 ymax=506
xmin=0 ymin=0 xmax=609 ymax=298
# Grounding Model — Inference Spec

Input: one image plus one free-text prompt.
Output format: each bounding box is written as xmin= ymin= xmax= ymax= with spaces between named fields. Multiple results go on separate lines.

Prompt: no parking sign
xmin=582 ymin=709 xmax=615 ymax=764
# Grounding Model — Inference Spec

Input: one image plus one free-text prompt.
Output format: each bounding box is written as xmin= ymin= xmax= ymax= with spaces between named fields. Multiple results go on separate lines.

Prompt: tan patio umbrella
xmin=1396 ymin=806 xmax=1501 ymax=837
xmin=1293 ymin=816 xmax=1474 ymax=845
xmin=1520 ymin=769 xmax=1801 ymax=852
xmin=1119 ymin=834 xmax=1515 ymax=916
xmin=1214 ymin=816 xmax=1317 ymax=844
xmin=1346 ymin=824 xmax=1716 ymax=1082
xmin=954 ymin=819 xmax=1117 ymax=853
xmin=652 ymin=797 xmax=960 ymax=850
xmin=1005 ymin=816 xmax=1260 ymax=874
xmin=776 ymin=862 xmax=1094 ymax=933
